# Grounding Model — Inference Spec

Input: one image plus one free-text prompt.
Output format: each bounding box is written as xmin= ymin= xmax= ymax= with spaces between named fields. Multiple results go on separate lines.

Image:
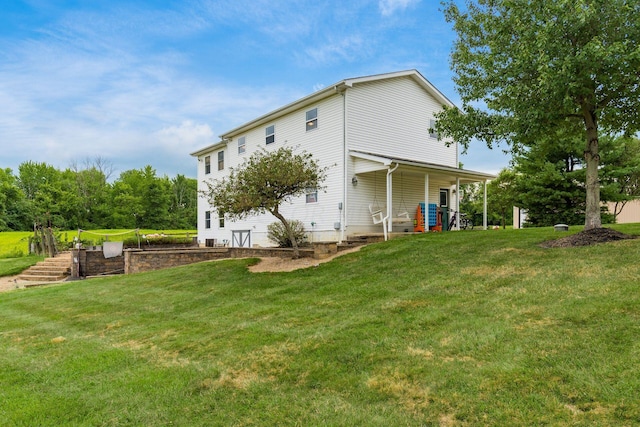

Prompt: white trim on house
xmin=350 ymin=151 xmax=494 ymax=183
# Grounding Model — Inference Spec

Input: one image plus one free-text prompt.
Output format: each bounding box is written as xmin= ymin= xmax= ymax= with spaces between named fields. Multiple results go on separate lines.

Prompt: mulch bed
xmin=540 ymin=227 xmax=637 ymax=248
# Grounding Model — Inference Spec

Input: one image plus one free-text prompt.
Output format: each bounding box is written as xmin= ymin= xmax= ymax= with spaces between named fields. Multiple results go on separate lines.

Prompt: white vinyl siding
xmin=193 ymin=71 xmax=482 ymax=245
xmin=346 ymin=76 xmax=457 ymax=167
xmin=205 ymin=94 xmax=345 ymax=246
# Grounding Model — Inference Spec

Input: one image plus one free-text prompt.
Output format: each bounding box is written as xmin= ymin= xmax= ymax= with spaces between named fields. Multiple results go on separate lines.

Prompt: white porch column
xmin=424 ymin=173 xmax=430 ymax=229
xmin=483 ymin=179 xmax=488 ymax=230
xmin=387 ymin=169 xmax=393 ymax=233
xmin=456 ymin=177 xmax=461 ymax=229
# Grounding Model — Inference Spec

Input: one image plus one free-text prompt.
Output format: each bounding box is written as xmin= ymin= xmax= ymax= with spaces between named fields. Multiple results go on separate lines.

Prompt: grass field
xmin=0 ymin=231 xmax=33 ymax=258
xmin=1 ymin=226 xmax=639 ymax=425
xmin=0 ymin=229 xmax=196 ymax=259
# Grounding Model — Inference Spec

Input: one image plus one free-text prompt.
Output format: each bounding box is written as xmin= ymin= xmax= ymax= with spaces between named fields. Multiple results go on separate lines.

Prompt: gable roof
xmin=221 ymin=69 xmax=454 ymax=138
xmin=190 ymin=70 xmax=454 ymax=156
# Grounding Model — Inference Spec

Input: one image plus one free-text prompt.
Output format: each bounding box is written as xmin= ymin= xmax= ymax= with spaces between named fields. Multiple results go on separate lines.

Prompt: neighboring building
xmin=607 ymin=200 xmax=640 ymax=224
xmin=191 ymin=70 xmax=495 ymax=248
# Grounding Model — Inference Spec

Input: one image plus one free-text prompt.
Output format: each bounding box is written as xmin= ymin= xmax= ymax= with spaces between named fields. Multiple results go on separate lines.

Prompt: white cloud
xmin=298 ymin=34 xmax=370 ymax=66
xmin=379 ymin=0 xmax=420 ymax=16
xmin=156 ymin=120 xmax=214 ymax=150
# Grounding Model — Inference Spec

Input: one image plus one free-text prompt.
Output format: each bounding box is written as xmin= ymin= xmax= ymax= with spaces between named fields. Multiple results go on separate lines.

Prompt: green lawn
xmin=1 ymin=226 xmax=639 ymax=426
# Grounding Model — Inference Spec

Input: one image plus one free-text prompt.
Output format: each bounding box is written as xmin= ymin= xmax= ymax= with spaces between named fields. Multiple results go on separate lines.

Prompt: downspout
xmin=339 ymin=86 xmax=347 ymax=243
xmin=384 ymin=163 xmax=400 ymax=240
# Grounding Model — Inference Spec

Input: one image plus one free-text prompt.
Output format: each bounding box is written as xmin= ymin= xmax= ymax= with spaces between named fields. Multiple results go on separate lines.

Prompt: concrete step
xmin=25 ymin=266 xmax=70 ymax=274
xmin=19 ymin=273 xmax=68 ymax=282
xmin=18 ymin=251 xmax=72 ymax=282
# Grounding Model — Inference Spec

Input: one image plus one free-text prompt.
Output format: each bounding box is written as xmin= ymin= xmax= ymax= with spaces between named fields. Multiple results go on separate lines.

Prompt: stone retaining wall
xmin=74 ymin=242 xmax=339 ymax=277
xmin=72 ymin=249 xmax=125 ymax=278
xmin=124 ymin=248 xmax=230 ymax=274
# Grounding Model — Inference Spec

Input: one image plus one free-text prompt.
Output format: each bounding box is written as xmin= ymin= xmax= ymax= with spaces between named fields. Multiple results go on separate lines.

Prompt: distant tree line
xmin=0 ymin=158 xmax=197 ymax=231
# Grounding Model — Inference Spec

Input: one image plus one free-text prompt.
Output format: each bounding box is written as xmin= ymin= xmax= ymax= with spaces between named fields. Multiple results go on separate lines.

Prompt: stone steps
xmin=19 ymin=252 xmax=72 ymax=282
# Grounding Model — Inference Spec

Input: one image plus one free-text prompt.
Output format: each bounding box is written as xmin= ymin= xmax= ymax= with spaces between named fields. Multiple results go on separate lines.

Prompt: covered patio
xmin=349 ymin=151 xmax=496 ymax=240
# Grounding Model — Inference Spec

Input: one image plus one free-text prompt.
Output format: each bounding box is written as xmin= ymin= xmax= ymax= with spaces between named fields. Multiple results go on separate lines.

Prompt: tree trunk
xmin=270 ymin=208 xmax=300 ymax=259
xmin=583 ymin=109 xmax=601 ymax=230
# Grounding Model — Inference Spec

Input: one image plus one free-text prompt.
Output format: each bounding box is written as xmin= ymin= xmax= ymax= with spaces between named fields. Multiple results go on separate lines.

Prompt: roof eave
xmin=220 ymin=83 xmax=347 ymax=139
xmin=189 ymin=140 xmax=228 ymax=157
xmin=350 ymin=150 xmax=496 ymax=181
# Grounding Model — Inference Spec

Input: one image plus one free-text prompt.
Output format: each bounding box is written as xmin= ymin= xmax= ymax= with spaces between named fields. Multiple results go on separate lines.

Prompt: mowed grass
xmin=1 ymin=226 xmax=639 ymax=426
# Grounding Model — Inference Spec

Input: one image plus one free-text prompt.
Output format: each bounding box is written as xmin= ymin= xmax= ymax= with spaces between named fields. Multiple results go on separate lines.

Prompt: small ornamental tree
xmin=204 ymin=147 xmax=329 ymax=259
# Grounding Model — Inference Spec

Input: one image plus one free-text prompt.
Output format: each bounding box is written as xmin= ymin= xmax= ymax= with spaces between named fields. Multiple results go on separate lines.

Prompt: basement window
xmin=306 ymin=190 xmax=318 ymax=203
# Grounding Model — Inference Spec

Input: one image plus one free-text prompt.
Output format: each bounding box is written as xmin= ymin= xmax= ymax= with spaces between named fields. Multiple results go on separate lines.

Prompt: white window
xmin=218 ymin=214 xmax=225 ymax=228
xmin=238 ymin=136 xmax=246 ymax=154
xmin=218 ymin=151 xmax=224 ymax=171
xmin=204 ymin=156 xmax=211 ymax=174
xmin=306 ymin=108 xmax=318 ymax=131
xmin=429 ymin=119 xmax=438 ymax=139
xmin=306 ymin=190 xmax=318 ymax=203
xmin=205 ymin=211 xmax=211 ymax=229
xmin=266 ymin=125 xmax=275 ymax=145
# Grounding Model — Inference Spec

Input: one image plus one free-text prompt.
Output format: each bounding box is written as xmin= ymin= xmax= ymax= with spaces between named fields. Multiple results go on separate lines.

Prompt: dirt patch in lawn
xmin=248 ymin=245 xmax=364 ymax=273
xmin=0 ymin=275 xmax=21 ymax=292
xmin=540 ymin=227 xmax=637 ymax=248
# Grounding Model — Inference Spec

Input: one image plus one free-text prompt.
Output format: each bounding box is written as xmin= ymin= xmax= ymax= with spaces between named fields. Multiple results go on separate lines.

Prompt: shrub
xmin=267 ymin=220 xmax=308 ymax=248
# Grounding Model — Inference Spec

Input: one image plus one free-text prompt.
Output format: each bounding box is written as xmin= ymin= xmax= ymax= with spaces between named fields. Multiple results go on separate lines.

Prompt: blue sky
xmin=1 ymin=0 xmax=511 ymax=179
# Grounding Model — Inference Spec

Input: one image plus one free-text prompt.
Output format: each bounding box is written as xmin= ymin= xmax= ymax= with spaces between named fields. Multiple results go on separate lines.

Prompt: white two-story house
xmin=191 ymin=70 xmax=495 ymax=247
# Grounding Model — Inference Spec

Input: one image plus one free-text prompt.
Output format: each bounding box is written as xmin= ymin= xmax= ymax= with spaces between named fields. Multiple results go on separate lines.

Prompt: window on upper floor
xmin=205 ymin=211 xmax=211 ymax=229
xmin=218 ymin=151 xmax=224 ymax=171
xmin=238 ymin=136 xmax=246 ymax=154
xmin=219 ymin=213 xmax=225 ymax=229
xmin=204 ymin=156 xmax=211 ymax=174
xmin=429 ymin=119 xmax=439 ymax=139
xmin=306 ymin=108 xmax=318 ymax=131
xmin=266 ymin=125 xmax=275 ymax=145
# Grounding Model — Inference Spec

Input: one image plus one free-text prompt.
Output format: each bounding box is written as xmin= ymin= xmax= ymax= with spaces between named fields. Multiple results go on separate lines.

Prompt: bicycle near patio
xmin=448 ymin=211 xmax=474 ymax=230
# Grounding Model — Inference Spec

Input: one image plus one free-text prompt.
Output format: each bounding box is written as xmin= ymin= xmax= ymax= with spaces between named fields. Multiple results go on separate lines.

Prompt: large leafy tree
xmin=168 ymin=174 xmax=197 ymax=229
xmin=204 ymin=147 xmax=329 ymax=259
xmin=437 ymin=0 xmax=640 ymax=230
xmin=0 ymin=168 xmax=30 ymax=231
xmin=487 ymin=168 xmax=517 ymax=228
